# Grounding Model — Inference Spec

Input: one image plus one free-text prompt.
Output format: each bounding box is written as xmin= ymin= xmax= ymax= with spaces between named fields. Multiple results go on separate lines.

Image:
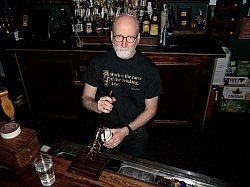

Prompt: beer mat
xmin=66 ymin=146 xmax=108 ymax=180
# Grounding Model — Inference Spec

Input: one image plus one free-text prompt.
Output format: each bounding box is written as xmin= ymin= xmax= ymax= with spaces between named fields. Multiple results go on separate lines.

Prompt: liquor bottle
xmin=141 ymin=8 xmax=150 ymax=36
xmin=147 ymin=1 xmax=153 ymax=19
xmin=160 ymin=4 xmax=169 ymax=44
xmin=138 ymin=7 xmax=144 ymax=32
xmin=85 ymin=12 xmax=93 ymax=36
xmin=149 ymin=6 xmax=159 ymax=36
xmin=195 ymin=9 xmax=206 ymax=31
xmin=102 ymin=14 xmax=110 ymax=36
xmin=57 ymin=8 xmax=72 ymax=48
xmin=168 ymin=5 xmax=176 ymax=34
xmin=206 ymin=5 xmax=215 ymax=35
xmin=162 ymin=25 xmax=169 ymax=47
xmin=59 ymin=8 xmax=69 ymax=28
xmin=95 ymin=14 xmax=102 ymax=36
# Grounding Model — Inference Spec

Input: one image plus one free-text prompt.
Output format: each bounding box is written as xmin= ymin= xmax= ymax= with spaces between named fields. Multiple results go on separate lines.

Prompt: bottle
xmin=102 ymin=14 xmax=110 ymax=36
xmin=59 ymin=8 xmax=69 ymax=28
xmin=95 ymin=14 xmax=102 ymax=36
xmin=138 ymin=7 xmax=144 ymax=32
xmin=57 ymin=9 xmax=72 ymax=48
xmin=168 ymin=5 xmax=176 ymax=34
xmin=85 ymin=16 xmax=93 ymax=36
xmin=160 ymin=4 xmax=169 ymax=44
xmin=149 ymin=6 xmax=159 ymax=36
xmin=162 ymin=25 xmax=169 ymax=47
xmin=195 ymin=9 xmax=206 ymax=31
xmin=147 ymin=1 xmax=153 ymax=19
xmin=85 ymin=9 xmax=93 ymax=35
xmin=141 ymin=8 xmax=150 ymax=36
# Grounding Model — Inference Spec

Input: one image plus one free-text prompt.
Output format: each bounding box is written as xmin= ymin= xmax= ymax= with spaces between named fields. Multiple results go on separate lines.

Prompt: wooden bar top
xmin=6 ymin=35 xmax=225 ymax=58
xmin=0 ymin=155 xmax=158 ymax=187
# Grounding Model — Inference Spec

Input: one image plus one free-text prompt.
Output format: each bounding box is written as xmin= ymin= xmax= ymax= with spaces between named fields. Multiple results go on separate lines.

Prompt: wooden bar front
xmin=0 ymin=156 xmax=158 ymax=187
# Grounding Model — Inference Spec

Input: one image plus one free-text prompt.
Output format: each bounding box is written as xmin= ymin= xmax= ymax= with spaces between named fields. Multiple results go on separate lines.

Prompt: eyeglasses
xmin=113 ymin=35 xmax=138 ymax=43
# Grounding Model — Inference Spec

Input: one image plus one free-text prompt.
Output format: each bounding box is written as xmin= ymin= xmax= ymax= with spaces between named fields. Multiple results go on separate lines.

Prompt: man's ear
xmin=111 ymin=31 xmax=113 ymax=40
xmin=137 ymin=33 xmax=140 ymax=44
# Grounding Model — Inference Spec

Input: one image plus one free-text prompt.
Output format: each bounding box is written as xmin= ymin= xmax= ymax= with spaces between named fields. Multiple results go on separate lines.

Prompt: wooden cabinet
xmin=207 ymin=1 xmax=243 ymax=46
xmin=145 ymin=53 xmax=216 ymax=128
xmin=10 ymin=50 xmax=91 ymax=122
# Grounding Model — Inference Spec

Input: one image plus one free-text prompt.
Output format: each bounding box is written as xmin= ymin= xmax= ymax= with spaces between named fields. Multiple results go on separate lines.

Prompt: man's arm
xmin=82 ymin=83 xmax=100 ymax=113
xmin=82 ymin=83 xmax=115 ymax=114
xmin=127 ymin=96 xmax=159 ymax=131
xmin=104 ymin=96 xmax=159 ymax=149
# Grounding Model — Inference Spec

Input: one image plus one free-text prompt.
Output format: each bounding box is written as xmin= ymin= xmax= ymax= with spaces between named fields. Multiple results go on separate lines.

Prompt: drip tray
xmin=118 ymin=163 xmax=156 ymax=183
xmin=51 ymin=138 xmax=85 ymax=159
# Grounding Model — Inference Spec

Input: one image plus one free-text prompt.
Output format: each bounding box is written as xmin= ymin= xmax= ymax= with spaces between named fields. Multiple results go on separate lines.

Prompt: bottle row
xmin=70 ymin=0 xmax=207 ymax=44
xmin=70 ymin=0 xmax=179 ymax=46
xmin=0 ymin=0 xmax=208 ymax=47
xmin=71 ymin=0 xmax=162 ymax=36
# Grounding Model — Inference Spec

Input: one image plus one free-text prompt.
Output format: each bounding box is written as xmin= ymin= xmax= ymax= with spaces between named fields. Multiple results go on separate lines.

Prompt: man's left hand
xmin=103 ymin=127 xmax=129 ymax=148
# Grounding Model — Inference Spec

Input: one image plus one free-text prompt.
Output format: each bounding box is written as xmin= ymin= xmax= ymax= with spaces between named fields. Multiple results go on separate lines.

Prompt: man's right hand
xmin=97 ymin=96 xmax=116 ymax=113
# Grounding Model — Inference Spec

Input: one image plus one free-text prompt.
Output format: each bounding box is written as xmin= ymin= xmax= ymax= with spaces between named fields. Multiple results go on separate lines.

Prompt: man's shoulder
xmin=93 ymin=49 xmax=114 ymax=60
xmin=135 ymin=50 xmax=156 ymax=68
xmin=136 ymin=50 xmax=151 ymax=61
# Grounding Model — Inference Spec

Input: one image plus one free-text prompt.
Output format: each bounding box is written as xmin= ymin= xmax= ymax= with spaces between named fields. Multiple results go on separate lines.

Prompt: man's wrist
xmin=126 ymin=125 xmax=133 ymax=135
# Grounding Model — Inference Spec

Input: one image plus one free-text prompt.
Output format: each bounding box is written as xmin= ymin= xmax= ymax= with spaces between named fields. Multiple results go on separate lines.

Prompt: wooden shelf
xmin=72 ymin=36 xmax=159 ymax=47
xmin=163 ymin=0 xmax=209 ymax=2
xmin=30 ymin=0 xmax=70 ymax=4
xmin=173 ymin=29 xmax=206 ymax=36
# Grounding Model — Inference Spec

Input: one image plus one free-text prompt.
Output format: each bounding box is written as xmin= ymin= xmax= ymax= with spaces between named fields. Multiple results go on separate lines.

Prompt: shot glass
xmin=34 ymin=153 xmax=55 ymax=186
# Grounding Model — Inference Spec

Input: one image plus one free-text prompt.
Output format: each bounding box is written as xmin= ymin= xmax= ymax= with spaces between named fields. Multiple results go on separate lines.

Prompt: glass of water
xmin=34 ymin=153 xmax=55 ymax=186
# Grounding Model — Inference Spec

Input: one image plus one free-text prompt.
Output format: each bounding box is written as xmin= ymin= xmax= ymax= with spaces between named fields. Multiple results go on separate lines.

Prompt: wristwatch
xmin=126 ymin=125 xmax=133 ymax=134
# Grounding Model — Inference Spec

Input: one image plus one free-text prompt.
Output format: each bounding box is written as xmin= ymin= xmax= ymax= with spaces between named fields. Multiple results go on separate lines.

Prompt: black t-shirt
xmin=83 ymin=49 xmax=163 ymax=128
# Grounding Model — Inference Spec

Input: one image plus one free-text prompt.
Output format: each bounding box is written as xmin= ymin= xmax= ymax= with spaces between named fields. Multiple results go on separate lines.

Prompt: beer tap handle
xmin=0 ymin=90 xmax=15 ymax=121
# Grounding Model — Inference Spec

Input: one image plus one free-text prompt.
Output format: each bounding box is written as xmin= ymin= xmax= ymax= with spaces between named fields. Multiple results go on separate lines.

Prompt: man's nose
xmin=121 ymin=39 xmax=127 ymax=48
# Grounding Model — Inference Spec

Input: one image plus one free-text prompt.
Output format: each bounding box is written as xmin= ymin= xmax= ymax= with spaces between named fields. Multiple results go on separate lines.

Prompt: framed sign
xmin=239 ymin=18 xmax=250 ymax=39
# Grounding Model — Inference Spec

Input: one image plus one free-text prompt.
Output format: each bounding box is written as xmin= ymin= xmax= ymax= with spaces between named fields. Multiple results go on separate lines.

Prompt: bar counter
xmin=0 ymin=147 xmax=234 ymax=187
xmin=9 ymin=35 xmax=225 ymax=56
xmin=0 ymin=155 xmax=158 ymax=187
xmin=0 ymin=129 xmax=234 ymax=187
xmin=0 ymin=127 xmax=233 ymax=187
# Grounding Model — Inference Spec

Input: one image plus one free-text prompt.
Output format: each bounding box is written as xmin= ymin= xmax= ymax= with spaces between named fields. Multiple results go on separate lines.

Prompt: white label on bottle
xmin=181 ymin=12 xmax=187 ymax=17
xmin=23 ymin=15 xmax=28 ymax=27
xmin=74 ymin=23 xmax=83 ymax=33
xmin=181 ymin=21 xmax=187 ymax=26
xmin=209 ymin=0 xmax=217 ymax=5
xmin=86 ymin=23 xmax=92 ymax=34
xmin=143 ymin=21 xmax=150 ymax=33
xmin=150 ymin=24 xmax=158 ymax=35
xmin=14 ymin=31 xmax=20 ymax=41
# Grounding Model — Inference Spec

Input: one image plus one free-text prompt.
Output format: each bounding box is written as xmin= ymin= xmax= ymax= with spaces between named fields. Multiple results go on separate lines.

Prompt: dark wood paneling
xmin=9 ymin=49 xmax=216 ymax=129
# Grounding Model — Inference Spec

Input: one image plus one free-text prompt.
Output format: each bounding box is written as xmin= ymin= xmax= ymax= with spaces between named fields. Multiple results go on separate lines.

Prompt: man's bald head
xmin=112 ymin=14 xmax=139 ymax=36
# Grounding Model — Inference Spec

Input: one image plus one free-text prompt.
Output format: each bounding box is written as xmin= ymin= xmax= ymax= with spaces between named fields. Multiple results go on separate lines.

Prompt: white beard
xmin=113 ymin=42 xmax=137 ymax=60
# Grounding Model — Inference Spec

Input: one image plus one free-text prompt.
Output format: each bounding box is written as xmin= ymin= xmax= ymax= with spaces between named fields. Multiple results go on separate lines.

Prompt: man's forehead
xmin=114 ymin=24 xmax=136 ymax=34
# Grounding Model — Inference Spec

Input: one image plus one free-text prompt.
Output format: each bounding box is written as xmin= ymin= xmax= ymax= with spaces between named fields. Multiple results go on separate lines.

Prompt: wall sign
xmin=239 ymin=18 xmax=250 ymax=39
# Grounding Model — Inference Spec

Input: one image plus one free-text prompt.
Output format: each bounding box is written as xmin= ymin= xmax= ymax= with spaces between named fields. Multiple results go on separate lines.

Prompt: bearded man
xmin=82 ymin=14 xmax=163 ymax=158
